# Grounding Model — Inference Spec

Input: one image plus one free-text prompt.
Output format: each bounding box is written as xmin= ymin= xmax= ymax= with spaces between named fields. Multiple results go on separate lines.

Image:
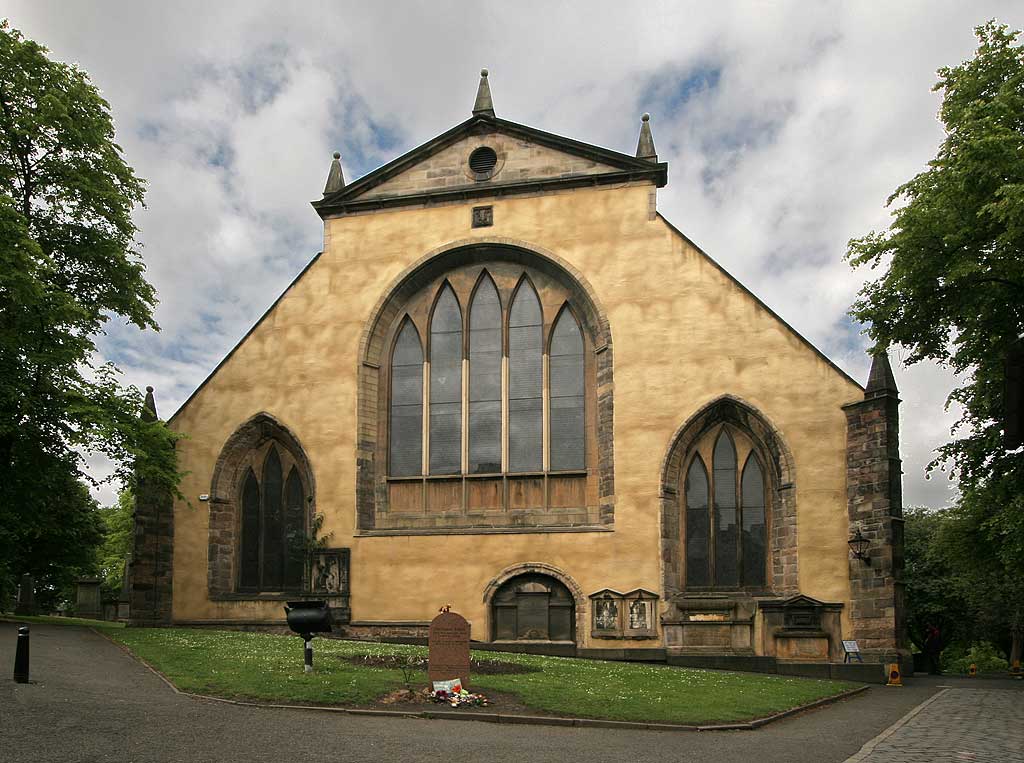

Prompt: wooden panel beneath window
xmin=548 ymin=475 xmax=585 ymax=509
xmin=426 ymin=478 xmax=462 ymax=513
xmin=389 ymin=481 xmax=423 ymax=514
xmin=508 ymin=476 xmax=544 ymax=510
xmin=467 ymin=477 xmax=503 ymax=512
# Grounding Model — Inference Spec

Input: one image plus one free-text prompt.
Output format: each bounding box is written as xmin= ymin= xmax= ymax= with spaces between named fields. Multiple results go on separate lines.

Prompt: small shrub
xmin=945 ymin=642 xmax=1008 ymax=674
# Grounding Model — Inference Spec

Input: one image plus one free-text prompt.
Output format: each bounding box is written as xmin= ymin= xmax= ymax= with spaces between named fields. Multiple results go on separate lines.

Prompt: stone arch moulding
xmin=207 ymin=412 xmax=316 ymax=598
xmin=356 ymin=237 xmax=615 ymax=532
xmin=481 ymin=562 xmax=586 ymax=644
xmin=658 ymin=395 xmax=798 ymax=599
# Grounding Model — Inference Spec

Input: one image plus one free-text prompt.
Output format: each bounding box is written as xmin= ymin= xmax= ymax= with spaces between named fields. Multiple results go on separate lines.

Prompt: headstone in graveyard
xmin=117 ymin=556 xmax=131 ymax=620
xmin=14 ymin=574 xmax=35 ymax=616
xmin=75 ymin=578 xmax=102 ymax=619
xmin=428 ymin=609 xmax=471 ymax=687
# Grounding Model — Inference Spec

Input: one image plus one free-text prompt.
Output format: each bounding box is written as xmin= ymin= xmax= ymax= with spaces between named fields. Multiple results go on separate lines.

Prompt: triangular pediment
xmin=781 ymin=595 xmax=826 ymax=608
xmin=313 ymin=115 xmax=666 ymax=217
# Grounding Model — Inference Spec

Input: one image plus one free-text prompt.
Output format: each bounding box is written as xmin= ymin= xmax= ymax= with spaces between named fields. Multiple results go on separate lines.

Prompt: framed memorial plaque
xmin=843 ymin=639 xmax=863 ymax=663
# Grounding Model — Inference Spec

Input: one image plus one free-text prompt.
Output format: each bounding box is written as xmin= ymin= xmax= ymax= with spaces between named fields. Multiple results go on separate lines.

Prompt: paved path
xmin=0 ymin=621 xmax=969 ymax=763
xmin=845 ymin=684 xmax=1024 ymax=762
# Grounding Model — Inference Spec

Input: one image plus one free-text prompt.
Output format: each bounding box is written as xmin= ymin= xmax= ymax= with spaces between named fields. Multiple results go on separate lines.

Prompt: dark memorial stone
xmin=428 ymin=610 xmax=471 ymax=687
xmin=14 ymin=574 xmax=35 ymax=616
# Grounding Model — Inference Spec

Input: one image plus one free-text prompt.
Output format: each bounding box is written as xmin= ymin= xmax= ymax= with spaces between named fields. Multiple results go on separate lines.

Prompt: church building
xmin=130 ymin=71 xmax=906 ymax=670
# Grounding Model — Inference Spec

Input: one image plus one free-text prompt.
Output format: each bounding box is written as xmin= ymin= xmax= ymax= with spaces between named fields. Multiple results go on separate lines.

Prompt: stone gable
xmin=357 ymin=131 xmax=624 ymax=201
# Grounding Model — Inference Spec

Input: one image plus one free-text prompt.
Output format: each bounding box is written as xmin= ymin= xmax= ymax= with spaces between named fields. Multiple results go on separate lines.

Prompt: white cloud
xmin=6 ymin=0 xmax=1020 ymax=508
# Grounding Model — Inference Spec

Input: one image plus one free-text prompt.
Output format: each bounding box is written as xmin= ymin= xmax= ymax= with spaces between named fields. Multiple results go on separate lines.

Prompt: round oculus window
xmin=468 ymin=146 xmax=498 ymax=178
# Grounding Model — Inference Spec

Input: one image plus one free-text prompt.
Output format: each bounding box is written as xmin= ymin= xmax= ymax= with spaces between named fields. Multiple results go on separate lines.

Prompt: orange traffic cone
xmin=886 ymin=663 xmax=903 ymax=687
xmin=968 ymin=663 xmax=977 ymax=678
xmin=1010 ymin=660 xmax=1021 ymax=679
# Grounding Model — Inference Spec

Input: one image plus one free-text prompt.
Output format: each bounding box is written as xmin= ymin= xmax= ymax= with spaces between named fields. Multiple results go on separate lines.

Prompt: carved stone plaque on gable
xmin=428 ymin=611 xmax=471 ymax=687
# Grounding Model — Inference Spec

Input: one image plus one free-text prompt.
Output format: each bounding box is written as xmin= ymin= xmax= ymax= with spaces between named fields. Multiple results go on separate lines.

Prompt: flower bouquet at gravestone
xmin=431 ymin=678 xmax=489 ymax=708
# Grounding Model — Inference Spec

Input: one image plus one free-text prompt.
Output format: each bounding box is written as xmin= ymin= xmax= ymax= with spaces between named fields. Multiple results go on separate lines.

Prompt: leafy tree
xmin=97 ymin=490 xmax=134 ymax=597
xmin=904 ymin=504 xmax=1022 ymax=665
xmin=0 ymin=22 xmax=179 ymax=606
xmin=846 ymin=21 xmax=1024 ymax=658
xmin=938 ymin=490 xmax=1024 ymax=663
xmin=901 ymin=508 xmax=969 ymax=652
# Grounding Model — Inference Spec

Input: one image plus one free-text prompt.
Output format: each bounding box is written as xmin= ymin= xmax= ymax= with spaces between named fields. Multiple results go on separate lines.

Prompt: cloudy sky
xmin=8 ymin=2 xmax=1021 ymax=508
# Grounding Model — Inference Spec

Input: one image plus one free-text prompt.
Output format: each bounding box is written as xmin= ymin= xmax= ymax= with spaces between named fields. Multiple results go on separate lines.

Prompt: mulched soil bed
xmin=343 ymin=654 xmax=541 ymax=675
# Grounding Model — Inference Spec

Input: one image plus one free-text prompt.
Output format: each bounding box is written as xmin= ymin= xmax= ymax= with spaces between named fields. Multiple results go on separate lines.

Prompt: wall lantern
xmin=848 ymin=528 xmax=872 ymax=566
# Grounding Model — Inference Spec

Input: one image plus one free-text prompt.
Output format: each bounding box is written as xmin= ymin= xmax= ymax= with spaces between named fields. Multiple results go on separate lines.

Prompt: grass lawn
xmin=99 ymin=626 xmax=860 ymax=724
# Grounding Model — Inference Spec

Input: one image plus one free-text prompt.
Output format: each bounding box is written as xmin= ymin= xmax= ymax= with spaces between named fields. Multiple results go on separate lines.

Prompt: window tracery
xmin=383 ymin=262 xmax=593 ymax=517
xmin=682 ymin=425 xmax=768 ymax=589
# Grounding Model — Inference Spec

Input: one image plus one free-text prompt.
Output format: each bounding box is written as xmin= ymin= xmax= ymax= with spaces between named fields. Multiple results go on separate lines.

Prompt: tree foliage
xmin=846 ymin=19 xmax=1024 ymax=634
xmin=903 ymin=505 xmax=1023 ymax=664
xmin=97 ymin=489 xmax=134 ymax=596
xmin=0 ymin=22 xmax=179 ymax=606
xmin=848 ymin=20 xmax=1023 ymax=471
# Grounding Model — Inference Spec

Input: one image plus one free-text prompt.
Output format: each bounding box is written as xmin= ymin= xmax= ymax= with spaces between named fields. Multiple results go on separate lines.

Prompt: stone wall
xmin=129 ymin=474 xmax=174 ymax=625
xmin=129 ymin=388 xmax=175 ymax=626
xmin=843 ymin=353 xmax=906 ymax=662
xmin=360 ymin=130 xmax=621 ymax=200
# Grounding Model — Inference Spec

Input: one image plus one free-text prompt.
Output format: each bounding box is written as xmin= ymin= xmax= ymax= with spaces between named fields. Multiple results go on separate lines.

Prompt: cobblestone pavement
xmin=847 ymin=686 xmax=1024 ymax=762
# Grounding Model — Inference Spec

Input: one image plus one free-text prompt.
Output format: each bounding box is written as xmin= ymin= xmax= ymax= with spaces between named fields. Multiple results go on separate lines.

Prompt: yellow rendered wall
xmin=168 ymin=181 xmax=863 ymax=645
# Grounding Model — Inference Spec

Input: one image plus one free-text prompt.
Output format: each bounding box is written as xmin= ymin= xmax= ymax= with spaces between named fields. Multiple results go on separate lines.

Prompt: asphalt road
xmin=0 ymin=621 xmax=940 ymax=763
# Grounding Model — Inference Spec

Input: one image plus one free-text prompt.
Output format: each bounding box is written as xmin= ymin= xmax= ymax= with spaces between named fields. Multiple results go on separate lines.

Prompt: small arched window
xmin=682 ymin=426 xmax=768 ymax=589
xmin=389 ymin=320 xmax=423 ymax=477
xmin=239 ymin=444 xmax=307 ymax=592
xmin=684 ymin=456 xmax=710 ymax=587
xmin=469 ymin=275 xmax=502 ymax=474
xmin=549 ymin=308 xmax=585 ymax=471
xmin=429 ymin=284 xmax=462 ymax=475
xmin=508 ymin=279 xmax=543 ymax=472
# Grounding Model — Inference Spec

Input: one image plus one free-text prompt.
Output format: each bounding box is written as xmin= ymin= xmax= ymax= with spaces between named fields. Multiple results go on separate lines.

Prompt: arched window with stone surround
xmin=375 ymin=254 xmax=606 ymax=526
xmin=682 ymin=425 xmax=769 ymax=590
xmin=238 ymin=443 xmax=307 ymax=592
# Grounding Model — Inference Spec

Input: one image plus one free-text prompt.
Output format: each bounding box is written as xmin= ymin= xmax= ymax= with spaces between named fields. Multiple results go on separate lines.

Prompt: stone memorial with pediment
xmin=428 ymin=610 xmax=471 ymax=687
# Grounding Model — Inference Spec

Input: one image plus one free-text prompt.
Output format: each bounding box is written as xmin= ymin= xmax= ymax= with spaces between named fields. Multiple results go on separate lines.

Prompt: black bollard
xmin=13 ymin=625 xmax=29 ymax=683
xmin=304 ymin=636 xmax=313 ymax=673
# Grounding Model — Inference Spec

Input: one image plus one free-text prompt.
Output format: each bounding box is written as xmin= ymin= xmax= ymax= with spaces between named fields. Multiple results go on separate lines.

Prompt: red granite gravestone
xmin=428 ymin=611 xmax=471 ymax=687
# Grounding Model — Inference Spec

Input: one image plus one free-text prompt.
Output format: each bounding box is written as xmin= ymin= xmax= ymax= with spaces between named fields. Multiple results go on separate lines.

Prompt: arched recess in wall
xmin=482 ymin=562 xmax=586 ymax=644
xmin=658 ymin=396 xmax=798 ymax=599
xmin=207 ymin=412 xmax=315 ymax=598
xmin=356 ymin=239 xmax=614 ymax=533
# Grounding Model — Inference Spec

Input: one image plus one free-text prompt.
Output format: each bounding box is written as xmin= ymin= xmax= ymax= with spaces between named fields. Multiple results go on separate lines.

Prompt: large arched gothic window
xmin=238 ymin=442 xmax=307 ymax=592
xmin=384 ymin=262 xmax=593 ymax=518
xmin=682 ymin=425 xmax=768 ymax=589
